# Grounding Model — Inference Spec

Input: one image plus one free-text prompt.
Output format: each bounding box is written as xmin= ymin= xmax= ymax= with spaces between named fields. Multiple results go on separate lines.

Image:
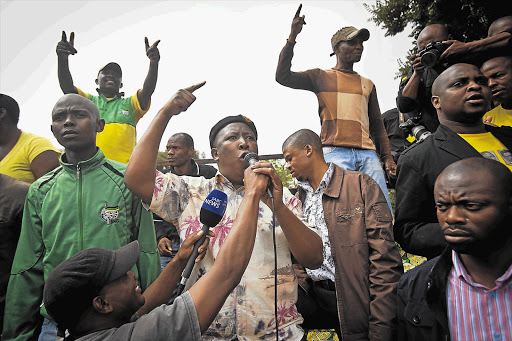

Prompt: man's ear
xmin=0 ymin=108 xmax=6 ymax=119
xmin=96 ymin=119 xmax=106 ymax=133
xmin=187 ymin=147 xmax=195 ymax=158
xmin=92 ymin=296 xmax=113 ymax=314
xmin=211 ymin=148 xmax=219 ymax=161
xmin=120 ymin=82 xmax=123 ymax=89
xmin=304 ymin=144 xmax=313 ymax=157
xmin=431 ymin=96 xmax=440 ymax=110
xmin=95 ymin=79 xmax=99 ymax=86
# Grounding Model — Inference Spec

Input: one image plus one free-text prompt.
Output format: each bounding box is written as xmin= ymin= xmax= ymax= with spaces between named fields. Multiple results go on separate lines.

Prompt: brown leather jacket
xmin=297 ymin=165 xmax=403 ymax=341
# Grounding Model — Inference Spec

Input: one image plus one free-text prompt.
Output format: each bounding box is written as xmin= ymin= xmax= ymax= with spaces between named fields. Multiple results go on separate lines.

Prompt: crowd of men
xmin=1 ymin=5 xmax=511 ymax=341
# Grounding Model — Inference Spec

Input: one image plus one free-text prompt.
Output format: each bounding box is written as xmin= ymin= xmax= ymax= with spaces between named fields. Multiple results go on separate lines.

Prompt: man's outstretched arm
xmin=137 ymin=37 xmax=160 ymax=110
xmin=56 ymin=31 xmax=78 ymax=94
xmin=124 ymin=81 xmax=206 ymax=204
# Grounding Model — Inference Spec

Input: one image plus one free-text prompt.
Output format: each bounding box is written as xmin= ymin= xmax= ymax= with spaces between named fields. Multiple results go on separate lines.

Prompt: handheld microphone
xmin=177 ymin=189 xmax=228 ymax=295
xmin=243 ymin=152 xmax=273 ymax=198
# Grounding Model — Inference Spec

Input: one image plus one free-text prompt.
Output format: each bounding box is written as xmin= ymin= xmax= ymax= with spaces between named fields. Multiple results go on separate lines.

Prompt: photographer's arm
xmin=441 ymin=31 xmax=511 ymax=63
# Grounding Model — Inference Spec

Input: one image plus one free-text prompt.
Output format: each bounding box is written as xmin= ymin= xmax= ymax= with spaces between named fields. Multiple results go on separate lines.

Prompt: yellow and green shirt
xmin=459 ymin=132 xmax=512 ymax=171
xmin=76 ymin=87 xmax=149 ymax=164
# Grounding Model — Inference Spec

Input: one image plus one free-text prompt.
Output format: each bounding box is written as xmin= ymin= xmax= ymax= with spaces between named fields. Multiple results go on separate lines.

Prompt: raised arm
xmin=56 ymin=31 xmax=78 ymax=94
xmin=253 ymin=161 xmax=323 ymax=269
xmin=187 ymin=165 xmax=268 ymax=333
xmin=137 ymin=37 xmax=160 ymax=110
xmin=275 ymin=4 xmax=314 ymax=90
xmin=124 ymin=81 xmax=205 ymax=204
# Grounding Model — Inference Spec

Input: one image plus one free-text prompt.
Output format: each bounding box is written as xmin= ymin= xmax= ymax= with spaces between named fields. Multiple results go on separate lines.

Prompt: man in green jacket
xmin=3 ymin=94 xmax=160 ymax=341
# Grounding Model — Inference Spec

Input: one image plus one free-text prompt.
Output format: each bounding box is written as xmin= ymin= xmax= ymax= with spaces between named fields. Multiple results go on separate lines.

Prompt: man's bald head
xmin=431 ymin=63 xmax=481 ymax=97
xmin=417 ymin=24 xmax=450 ymax=50
xmin=431 ymin=63 xmax=491 ymax=126
xmin=488 ymin=16 xmax=512 ymax=37
xmin=282 ymin=129 xmax=323 ymax=154
xmin=52 ymin=94 xmax=100 ymax=120
xmin=436 ymin=157 xmax=512 ymax=200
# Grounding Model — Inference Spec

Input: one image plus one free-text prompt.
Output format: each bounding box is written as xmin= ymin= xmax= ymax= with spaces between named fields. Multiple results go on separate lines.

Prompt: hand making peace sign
xmin=56 ymin=31 xmax=77 ymax=56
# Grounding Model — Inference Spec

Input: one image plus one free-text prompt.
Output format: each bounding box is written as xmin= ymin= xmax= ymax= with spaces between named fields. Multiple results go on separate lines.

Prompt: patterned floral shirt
xmin=148 ymin=170 xmax=308 ymax=340
xmin=297 ymin=163 xmax=335 ymax=282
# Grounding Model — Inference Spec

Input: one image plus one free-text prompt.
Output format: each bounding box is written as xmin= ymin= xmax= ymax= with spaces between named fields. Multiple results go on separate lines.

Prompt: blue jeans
xmin=323 ymin=146 xmax=393 ymax=214
xmin=38 ymin=318 xmax=59 ymax=341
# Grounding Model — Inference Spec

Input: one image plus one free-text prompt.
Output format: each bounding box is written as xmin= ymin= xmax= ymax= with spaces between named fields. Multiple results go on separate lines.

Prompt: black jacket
xmin=397 ymin=247 xmax=452 ymax=341
xmin=394 ymin=124 xmax=512 ymax=258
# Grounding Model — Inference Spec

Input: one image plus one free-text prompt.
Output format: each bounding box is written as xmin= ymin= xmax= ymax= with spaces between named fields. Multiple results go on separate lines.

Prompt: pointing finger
xmin=184 ymin=81 xmax=206 ymax=93
xmin=145 ymin=37 xmax=149 ymax=51
xmin=294 ymin=4 xmax=302 ymax=18
xmin=151 ymin=39 xmax=161 ymax=48
xmin=61 ymin=31 xmax=67 ymax=42
xmin=69 ymin=32 xmax=75 ymax=46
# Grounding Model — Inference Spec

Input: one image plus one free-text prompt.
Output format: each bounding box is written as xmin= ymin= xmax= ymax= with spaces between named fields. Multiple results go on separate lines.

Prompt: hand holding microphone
xmin=176 ymin=189 xmax=228 ymax=295
xmin=244 ymin=153 xmax=285 ymax=202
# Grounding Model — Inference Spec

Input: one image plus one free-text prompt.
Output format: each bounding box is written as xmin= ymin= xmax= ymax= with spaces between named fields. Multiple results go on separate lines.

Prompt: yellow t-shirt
xmin=458 ymin=132 xmax=512 ymax=171
xmin=0 ymin=131 xmax=59 ymax=183
xmin=483 ymin=105 xmax=512 ymax=127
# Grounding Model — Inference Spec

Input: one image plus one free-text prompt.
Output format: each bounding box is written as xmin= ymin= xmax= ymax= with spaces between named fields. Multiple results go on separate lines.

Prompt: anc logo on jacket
xmin=100 ymin=202 xmax=120 ymax=225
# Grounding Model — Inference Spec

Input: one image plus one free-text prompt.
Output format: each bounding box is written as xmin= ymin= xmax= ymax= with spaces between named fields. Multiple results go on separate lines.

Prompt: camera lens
xmin=411 ymin=125 xmax=431 ymax=142
xmin=420 ymin=51 xmax=439 ymax=68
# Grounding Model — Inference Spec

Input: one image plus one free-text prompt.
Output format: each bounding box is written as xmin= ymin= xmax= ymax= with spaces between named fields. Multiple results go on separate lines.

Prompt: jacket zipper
xmin=77 ymin=164 xmax=84 ymax=250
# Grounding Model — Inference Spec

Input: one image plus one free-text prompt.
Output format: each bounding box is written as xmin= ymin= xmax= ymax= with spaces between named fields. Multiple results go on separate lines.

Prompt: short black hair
xmin=282 ymin=129 xmax=323 ymax=153
xmin=171 ymin=133 xmax=194 ymax=148
xmin=0 ymin=94 xmax=20 ymax=124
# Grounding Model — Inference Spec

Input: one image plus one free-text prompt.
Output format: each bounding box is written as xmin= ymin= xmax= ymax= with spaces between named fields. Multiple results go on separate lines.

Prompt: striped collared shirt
xmin=447 ymin=250 xmax=512 ymax=341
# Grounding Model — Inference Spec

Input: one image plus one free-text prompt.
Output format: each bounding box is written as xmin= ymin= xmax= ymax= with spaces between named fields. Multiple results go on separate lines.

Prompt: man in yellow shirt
xmin=481 ymin=56 xmax=512 ymax=127
xmin=0 ymin=94 xmax=59 ymax=183
xmin=56 ymin=31 xmax=160 ymax=164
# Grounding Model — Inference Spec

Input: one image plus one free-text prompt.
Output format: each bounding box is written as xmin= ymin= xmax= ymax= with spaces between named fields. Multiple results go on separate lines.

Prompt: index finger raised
xmin=294 ymin=4 xmax=302 ymax=18
xmin=151 ymin=39 xmax=161 ymax=48
xmin=184 ymin=81 xmax=206 ymax=93
xmin=144 ymin=37 xmax=150 ymax=51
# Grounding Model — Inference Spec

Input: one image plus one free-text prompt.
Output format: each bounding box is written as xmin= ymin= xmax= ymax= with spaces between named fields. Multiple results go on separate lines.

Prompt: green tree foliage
xmin=269 ymin=159 xmax=296 ymax=189
xmin=364 ymin=0 xmax=507 ymax=78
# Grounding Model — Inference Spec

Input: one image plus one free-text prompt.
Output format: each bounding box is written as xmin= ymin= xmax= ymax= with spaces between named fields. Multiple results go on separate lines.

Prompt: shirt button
xmin=413 ymin=316 xmax=421 ymax=324
xmin=494 ymin=333 xmax=502 ymax=339
xmin=489 ymin=293 xmax=496 ymax=298
xmin=238 ymin=298 xmax=243 ymax=304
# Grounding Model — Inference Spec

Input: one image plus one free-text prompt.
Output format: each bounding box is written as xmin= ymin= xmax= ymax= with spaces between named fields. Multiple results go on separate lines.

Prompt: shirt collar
xmin=451 ymin=250 xmax=512 ymax=289
xmin=297 ymin=163 xmax=334 ymax=194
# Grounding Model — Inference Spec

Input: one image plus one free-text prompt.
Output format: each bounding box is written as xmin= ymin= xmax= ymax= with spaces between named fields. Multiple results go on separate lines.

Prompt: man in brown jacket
xmin=282 ymin=129 xmax=403 ymax=341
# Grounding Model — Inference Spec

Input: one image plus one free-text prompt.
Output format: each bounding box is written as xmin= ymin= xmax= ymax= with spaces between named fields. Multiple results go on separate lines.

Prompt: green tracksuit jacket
xmin=3 ymin=149 xmax=160 ymax=340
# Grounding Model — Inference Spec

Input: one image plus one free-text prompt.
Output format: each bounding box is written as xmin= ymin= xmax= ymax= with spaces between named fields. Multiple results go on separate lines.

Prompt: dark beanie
xmin=209 ymin=115 xmax=258 ymax=148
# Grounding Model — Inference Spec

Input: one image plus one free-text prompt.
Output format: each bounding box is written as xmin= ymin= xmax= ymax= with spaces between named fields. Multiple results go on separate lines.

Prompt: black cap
xmin=98 ymin=62 xmax=122 ymax=77
xmin=209 ymin=115 xmax=258 ymax=148
xmin=43 ymin=241 xmax=139 ymax=330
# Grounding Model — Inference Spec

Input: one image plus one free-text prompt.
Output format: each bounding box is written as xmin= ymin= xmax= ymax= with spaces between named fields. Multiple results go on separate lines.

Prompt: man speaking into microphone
xmin=125 ymin=82 xmax=322 ymax=340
